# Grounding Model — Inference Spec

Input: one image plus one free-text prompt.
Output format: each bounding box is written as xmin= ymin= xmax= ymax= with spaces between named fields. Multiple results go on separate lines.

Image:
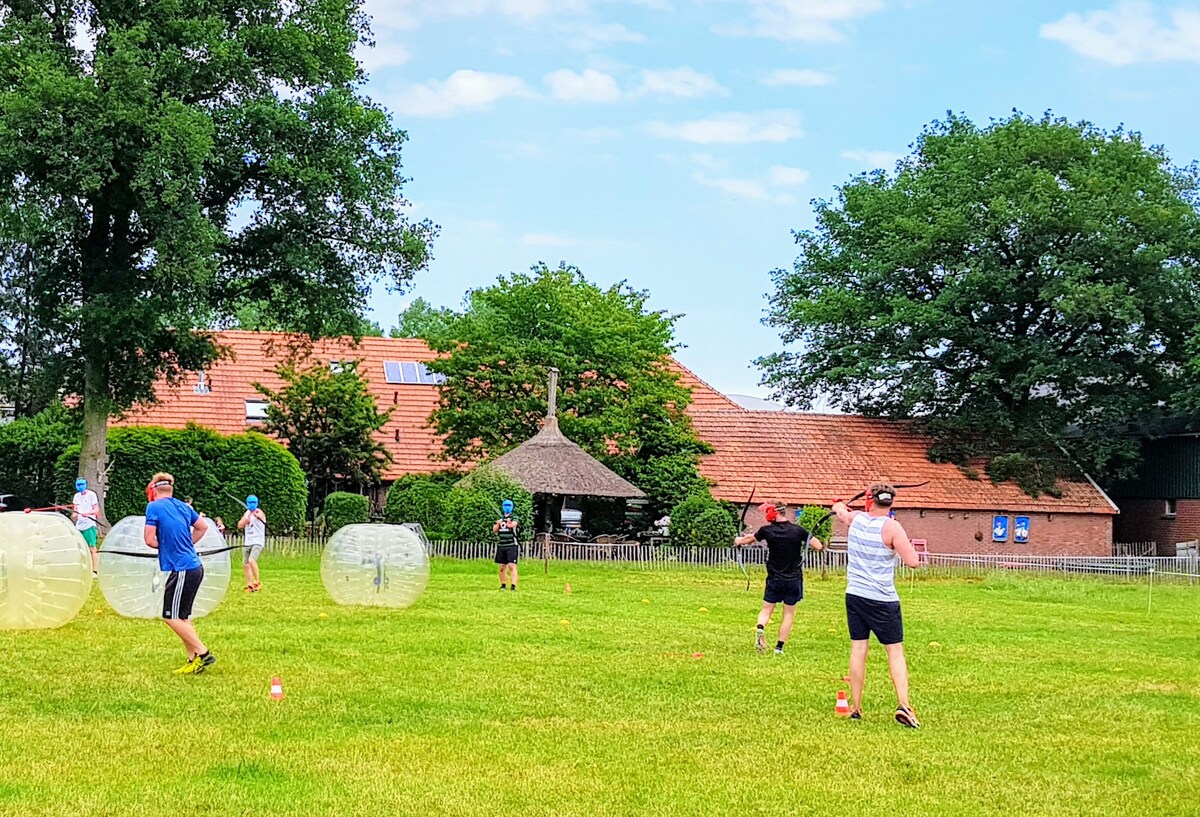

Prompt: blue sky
xmin=356 ymin=0 xmax=1200 ymax=400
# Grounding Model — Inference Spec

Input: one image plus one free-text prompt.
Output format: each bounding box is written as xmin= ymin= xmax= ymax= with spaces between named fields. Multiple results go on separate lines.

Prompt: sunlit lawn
xmin=1 ymin=556 xmax=1197 ymax=816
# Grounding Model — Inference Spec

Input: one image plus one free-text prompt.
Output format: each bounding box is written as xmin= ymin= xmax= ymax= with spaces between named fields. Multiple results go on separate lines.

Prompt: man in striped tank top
xmin=832 ymin=483 xmax=922 ymax=728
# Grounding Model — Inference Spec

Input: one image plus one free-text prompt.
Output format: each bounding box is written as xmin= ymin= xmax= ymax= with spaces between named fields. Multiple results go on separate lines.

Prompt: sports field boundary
xmin=243 ymin=530 xmax=1200 ymax=583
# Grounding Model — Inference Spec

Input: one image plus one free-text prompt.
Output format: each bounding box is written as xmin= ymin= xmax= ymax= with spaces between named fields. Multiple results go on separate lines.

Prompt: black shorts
xmin=764 ymin=576 xmax=803 ymax=605
xmin=495 ymin=545 xmax=519 ymax=565
xmin=163 ymin=567 xmax=205 ymax=620
xmin=846 ymin=593 xmax=904 ymax=644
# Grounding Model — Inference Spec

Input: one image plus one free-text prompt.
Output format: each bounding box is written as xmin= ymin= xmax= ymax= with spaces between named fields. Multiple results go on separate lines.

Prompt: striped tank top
xmin=846 ymin=514 xmax=899 ymax=602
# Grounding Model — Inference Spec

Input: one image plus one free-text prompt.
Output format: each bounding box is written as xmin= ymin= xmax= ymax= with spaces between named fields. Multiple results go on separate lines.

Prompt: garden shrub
xmin=384 ymin=472 xmax=458 ymax=536
xmin=55 ymin=424 xmax=307 ymax=531
xmin=668 ymin=493 xmax=737 ymax=548
xmin=323 ymin=491 xmax=370 ymax=534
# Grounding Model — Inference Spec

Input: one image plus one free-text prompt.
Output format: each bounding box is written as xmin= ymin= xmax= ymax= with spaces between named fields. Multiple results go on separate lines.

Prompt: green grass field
xmin=1 ymin=556 xmax=1197 ymax=817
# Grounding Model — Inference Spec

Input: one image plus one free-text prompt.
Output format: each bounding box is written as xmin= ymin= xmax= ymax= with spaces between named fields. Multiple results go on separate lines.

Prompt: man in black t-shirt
xmin=735 ymin=501 xmax=824 ymax=655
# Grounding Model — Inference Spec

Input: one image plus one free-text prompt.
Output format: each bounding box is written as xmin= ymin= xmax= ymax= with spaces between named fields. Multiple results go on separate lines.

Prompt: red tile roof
xmin=121 ymin=330 xmax=740 ymax=480
xmin=691 ymin=410 xmax=1117 ymax=515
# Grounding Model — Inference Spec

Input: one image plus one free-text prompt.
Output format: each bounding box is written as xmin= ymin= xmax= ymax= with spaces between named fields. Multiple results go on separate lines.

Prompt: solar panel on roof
xmin=383 ymin=361 xmax=402 ymax=383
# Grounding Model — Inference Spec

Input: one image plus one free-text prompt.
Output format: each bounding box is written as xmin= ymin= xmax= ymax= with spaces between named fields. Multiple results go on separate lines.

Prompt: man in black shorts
xmin=833 ymin=484 xmax=922 ymax=727
xmin=493 ymin=499 xmax=519 ymax=591
xmin=735 ymin=501 xmax=823 ymax=654
xmin=144 ymin=472 xmax=216 ymax=675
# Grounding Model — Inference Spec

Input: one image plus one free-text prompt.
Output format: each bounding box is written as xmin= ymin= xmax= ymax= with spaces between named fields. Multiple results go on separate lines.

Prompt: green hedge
xmin=797 ymin=504 xmax=833 ymax=544
xmin=55 ymin=424 xmax=307 ymax=531
xmin=452 ymin=467 xmax=533 ymax=540
xmin=323 ymin=492 xmax=370 ymax=534
xmin=668 ymin=493 xmax=737 ymax=548
xmin=0 ymin=406 xmax=80 ymax=507
xmin=384 ymin=471 xmax=460 ymax=536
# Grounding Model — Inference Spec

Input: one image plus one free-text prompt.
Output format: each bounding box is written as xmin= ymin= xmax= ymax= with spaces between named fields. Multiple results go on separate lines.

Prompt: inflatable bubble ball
xmin=321 ymin=524 xmax=430 ymax=609
xmin=0 ymin=512 xmax=93 ymax=630
xmin=98 ymin=516 xmax=231 ymax=619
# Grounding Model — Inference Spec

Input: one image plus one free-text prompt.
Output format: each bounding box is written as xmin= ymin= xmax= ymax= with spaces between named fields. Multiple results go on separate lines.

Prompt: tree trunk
xmin=79 ymin=355 xmax=111 ymax=528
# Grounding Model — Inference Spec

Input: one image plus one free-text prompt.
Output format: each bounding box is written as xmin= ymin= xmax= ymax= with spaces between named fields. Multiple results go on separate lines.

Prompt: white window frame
xmin=245 ymin=399 xmax=269 ymax=422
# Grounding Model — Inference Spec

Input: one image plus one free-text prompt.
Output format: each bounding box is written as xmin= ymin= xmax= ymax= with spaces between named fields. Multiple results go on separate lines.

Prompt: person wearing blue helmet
xmin=72 ymin=477 xmax=101 ymax=575
xmin=492 ymin=499 xmax=520 ymax=591
xmin=237 ymin=494 xmax=266 ymax=592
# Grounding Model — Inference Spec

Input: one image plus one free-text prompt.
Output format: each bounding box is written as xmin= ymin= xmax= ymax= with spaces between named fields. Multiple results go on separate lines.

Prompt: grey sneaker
xmin=755 ymin=630 xmax=766 ymax=654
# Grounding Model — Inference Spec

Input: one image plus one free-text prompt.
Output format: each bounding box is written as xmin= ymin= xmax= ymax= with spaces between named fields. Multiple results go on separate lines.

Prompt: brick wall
xmin=1113 ymin=499 xmax=1200 ymax=556
xmin=741 ymin=506 xmax=1112 ymax=557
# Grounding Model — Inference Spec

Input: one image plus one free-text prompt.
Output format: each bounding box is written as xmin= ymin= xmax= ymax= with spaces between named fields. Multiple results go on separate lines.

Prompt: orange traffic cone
xmin=834 ymin=690 xmax=851 ymax=717
xmin=564 ymin=582 xmax=572 ymax=594
xmin=270 ymin=676 xmax=284 ymax=701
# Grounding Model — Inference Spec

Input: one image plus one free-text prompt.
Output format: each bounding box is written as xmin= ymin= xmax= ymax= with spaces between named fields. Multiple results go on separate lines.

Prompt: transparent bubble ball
xmin=0 ymin=512 xmax=93 ymax=630
xmin=98 ymin=516 xmax=231 ymax=619
xmin=321 ymin=524 xmax=430 ymax=608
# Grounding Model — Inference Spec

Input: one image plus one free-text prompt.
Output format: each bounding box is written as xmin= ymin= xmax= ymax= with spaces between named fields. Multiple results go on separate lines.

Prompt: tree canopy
xmin=760 ymin=113 xmax=1200 ymax=494
xmin=255 ymin=360 xmax=392 ymax=506
xmin=421 ymin=263 xmax=711 ymax=517
xmin=0 ymin=0 xmax=434 ymax=515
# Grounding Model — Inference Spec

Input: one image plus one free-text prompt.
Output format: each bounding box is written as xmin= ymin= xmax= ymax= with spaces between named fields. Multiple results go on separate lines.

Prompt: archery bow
xmin=734 ymin=488 xmax=756 ymax=591
xmin=809 ymin=481 xmax=931 ymax=545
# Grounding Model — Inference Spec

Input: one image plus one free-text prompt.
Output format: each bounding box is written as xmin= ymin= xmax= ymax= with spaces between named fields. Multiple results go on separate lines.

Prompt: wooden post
xmin=547 ymin=367 xmax=559 ymax=418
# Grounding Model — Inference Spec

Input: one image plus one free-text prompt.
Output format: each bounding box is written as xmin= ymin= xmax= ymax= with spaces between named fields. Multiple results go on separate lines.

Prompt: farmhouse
xmin=124 ymin=330 xmax=1119 ymax=556
xmin=1106 ymin=434 xmax=1200 ymax=556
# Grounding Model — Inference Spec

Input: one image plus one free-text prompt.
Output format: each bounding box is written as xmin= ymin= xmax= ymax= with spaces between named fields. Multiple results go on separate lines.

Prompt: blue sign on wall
xmin=992 ymin=515 xmax=1009 ymax=542
xmin=1014 ymin=516 xmax=1030 ymax=544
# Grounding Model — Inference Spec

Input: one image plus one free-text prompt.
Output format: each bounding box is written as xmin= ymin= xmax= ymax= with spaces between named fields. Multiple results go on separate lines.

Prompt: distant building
xmin=1107 ymin=435 xmax=1200 ymax=556
xmin=123 ymin=330 xmax=1119 ymax=556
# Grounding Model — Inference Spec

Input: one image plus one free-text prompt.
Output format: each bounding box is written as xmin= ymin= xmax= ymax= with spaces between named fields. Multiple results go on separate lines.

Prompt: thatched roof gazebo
xmin=485 ymin=368 xmax=645 ymax=553
xmin=487 ymin=368 xmax=644 ymax=499
xmin=487 ymin=414 xmax=645 ymax=499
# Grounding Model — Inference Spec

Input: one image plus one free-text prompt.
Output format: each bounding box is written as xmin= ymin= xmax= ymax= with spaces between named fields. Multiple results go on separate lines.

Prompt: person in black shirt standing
xmin=735 ymin=500 xmax=824 ymax=654
xmin=493 ymin=499 xmax=520 ymax=591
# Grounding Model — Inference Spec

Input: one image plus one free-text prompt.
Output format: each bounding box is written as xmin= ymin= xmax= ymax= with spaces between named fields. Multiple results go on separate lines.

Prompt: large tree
xmin=761 ymin=113 xmax=1200 ymax=494
xmin=422 ymin=263 xmax=711 ymax=517
xmin=255 ymin=360 xmax=391 ymax=506
xmin=0 ymin=0 xmax=434 ymax=518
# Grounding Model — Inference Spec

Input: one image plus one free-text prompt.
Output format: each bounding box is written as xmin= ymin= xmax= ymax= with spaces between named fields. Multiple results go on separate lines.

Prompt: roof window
xmin=383 ymin=361 xmax=445 ymax=385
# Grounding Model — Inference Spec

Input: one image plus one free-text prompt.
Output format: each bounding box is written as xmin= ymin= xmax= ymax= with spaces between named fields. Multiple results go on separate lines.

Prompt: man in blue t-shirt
xmin=144 ymin=472 xmax=216 ymax=675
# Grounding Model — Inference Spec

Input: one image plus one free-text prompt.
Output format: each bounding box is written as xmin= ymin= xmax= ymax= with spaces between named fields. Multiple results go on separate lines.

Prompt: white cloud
xmin=841 ymin=149 xmax=903 ymax=168
xmin=767 ymin=165 xmax=810 ymax=186
xmin=647 ymin=112 xmax=803 ymax=144
xmin=557 ymin=21 xmax=648 ymax=49
xmin=693 ymin=172 xmax=772 ymax=201
xmin=1040 ymin=1 xmax=1200 ymax=65
xmin=688 ymin=156 xmax=807 ymax=203
xmin=366 ymin=0 xmax=587 ymax=28
xmin=357 ymin=40 xmax=410 ymax=72
xmin=636 ymin=67 xmax=728 ymax=98
xmin=761 ymin=68 xmax=834 ymax=87
xmin=689 ymin=153 xmax=730 ymax=171
xmin=718 ymin=0 xmax=885 ymax=42
xmin=389 ymin=70 xmax=533 ymax=116
xmin=545 ymin=68 xmax=622 ymax=101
